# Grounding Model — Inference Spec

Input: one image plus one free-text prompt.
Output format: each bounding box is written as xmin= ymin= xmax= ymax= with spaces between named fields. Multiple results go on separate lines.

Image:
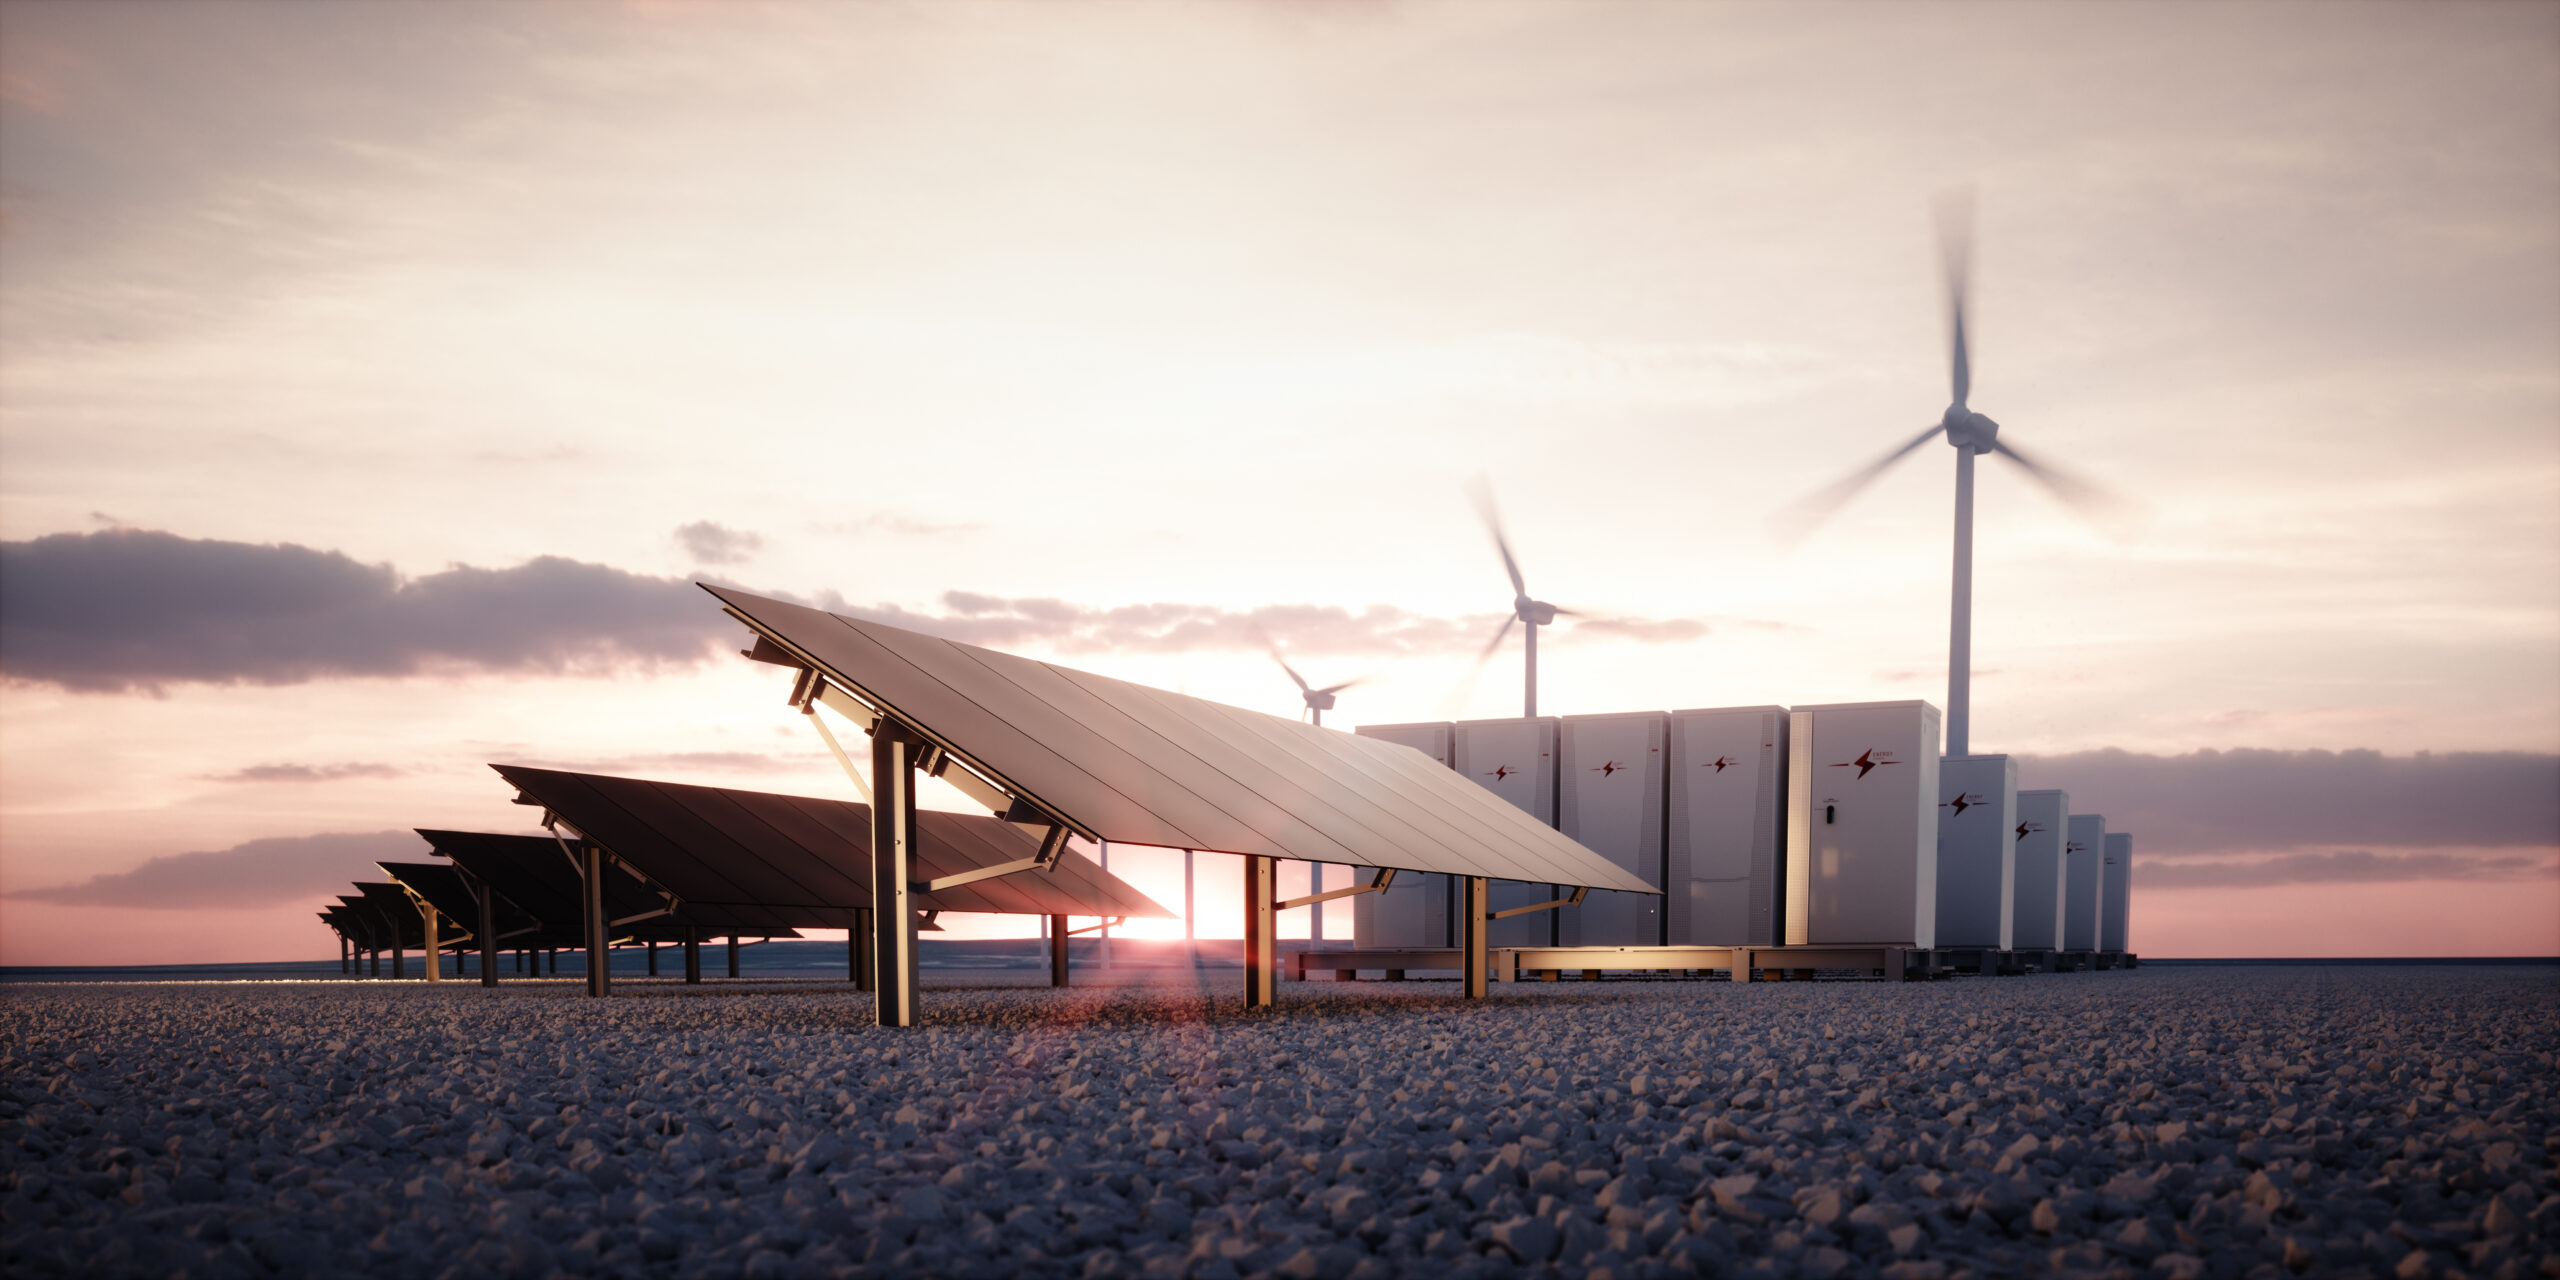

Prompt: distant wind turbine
xmin=1272 ymin=650 xmax=1361 ymax=727
xmin=1781 ymin=192 xmax=2123 ymax=756
xmin=1467 ymin=479 xmax=1580 ymax=718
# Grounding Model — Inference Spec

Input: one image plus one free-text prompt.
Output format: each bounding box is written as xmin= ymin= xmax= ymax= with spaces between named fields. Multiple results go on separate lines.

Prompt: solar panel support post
xmin=683 ymin=928 xmax=702 ymax=984
xmin=848 ymin=909 xmax=874 ymax=991
xmin=1243 ymin=855 xmax=1277 ymax=1007
xmin=420 ymin=900 xmax=440 ymax=984
xmin=582 ymin=842 xmax=610 ymax=998
xmin=872 ymin=719 xmax=924 ymax=1027
xmin=727 ymin=935 xmax=740 ymax=978
xmin=477 ymin=881 xmax=499 ymax=988
xmin=647 ymin=942 xmax=659 ymax=977
xmin=1049 ymin=915 xmax=1070 ymax=987
xmin=393 ymin=940 xmax=406 ymax=981
xmin=1462 ymin=876 xmax=1491 ymax=999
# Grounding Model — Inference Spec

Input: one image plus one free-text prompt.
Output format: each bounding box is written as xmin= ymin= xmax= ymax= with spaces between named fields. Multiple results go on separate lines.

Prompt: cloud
xmin=206 ymin=762 xmax=406 ymax=783
xmin=2139 ymin=849 xmax=2557 ymax=890
xmin=5 ymin=830 xmax=428 ymax=909
xmin=673 ymin=521 xmax=763 ymax=566
xmin=0 ymin=527 xmax=1718 ymax=692
xmin=861 ymin=591 xmax=1712 ymax=658
xmin=0 ymin=528 xmax=732 ymax=692
xmin=2019 ymin=747 xmax=2560 ymax=855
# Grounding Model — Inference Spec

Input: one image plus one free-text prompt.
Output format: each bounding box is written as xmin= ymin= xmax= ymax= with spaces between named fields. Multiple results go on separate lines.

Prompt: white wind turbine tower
xmin=1785 ymin=194 xmax=2119 ymax=755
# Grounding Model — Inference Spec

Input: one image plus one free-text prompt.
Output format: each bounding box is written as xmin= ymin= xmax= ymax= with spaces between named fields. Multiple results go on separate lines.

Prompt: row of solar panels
xmin=317 ymin=765 xmax=1175 ymax=966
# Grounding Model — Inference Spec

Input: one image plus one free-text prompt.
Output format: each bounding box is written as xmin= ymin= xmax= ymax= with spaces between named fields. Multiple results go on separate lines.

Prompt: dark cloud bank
xmin=0 ymin=528 xmax=1701 ymax=692
xmin=8 ymin=831 xmax=428 ymax=910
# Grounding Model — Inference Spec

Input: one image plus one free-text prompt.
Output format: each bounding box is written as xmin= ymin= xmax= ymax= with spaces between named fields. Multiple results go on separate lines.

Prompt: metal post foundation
xmin=477 ymin=881 xmax=498 ymax=988
xmin=683 ymin=927 xmax=702 ymax=984
xmin=727 ymin=935 xmax=740 ymax=978
xmin=1243 ymin=854 xmax=1277 ymax=1007
xmin=581 ymin=842 xmax=610 ymax=998
xmin=647 ymin=942 xmax=659 ymax=976
xmin=848 ymin=908 xmax=874 ymax=990
xmin=871 ymin=721 xmax=922 ymax=1026
xmin=1462 ymin=876 xmax=1490 ymax=998
xmin=1050 ymin=915 xmax=1070 ymax=987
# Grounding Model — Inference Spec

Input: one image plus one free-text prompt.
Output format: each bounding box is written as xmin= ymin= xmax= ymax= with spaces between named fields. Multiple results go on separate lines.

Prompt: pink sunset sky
xmin=1 ymin=1 xmax=2553 ymax=964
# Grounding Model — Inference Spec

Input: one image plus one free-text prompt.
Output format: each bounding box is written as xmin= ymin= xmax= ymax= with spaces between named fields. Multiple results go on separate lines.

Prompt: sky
xmin=1 ymin=0 xmax=2553 ymax=964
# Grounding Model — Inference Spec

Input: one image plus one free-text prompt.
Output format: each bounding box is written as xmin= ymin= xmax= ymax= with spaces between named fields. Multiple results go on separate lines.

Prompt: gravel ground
xmin=4 ymin=966 xmax=2554 ymax=1280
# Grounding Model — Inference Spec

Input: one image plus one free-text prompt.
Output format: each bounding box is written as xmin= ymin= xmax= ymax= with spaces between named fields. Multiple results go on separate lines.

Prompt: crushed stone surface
xmin=4 ymin=966 xmax=2555 ymax=1279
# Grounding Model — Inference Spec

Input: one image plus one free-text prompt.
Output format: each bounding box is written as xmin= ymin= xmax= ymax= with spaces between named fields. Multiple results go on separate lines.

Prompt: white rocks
xmin=0 ymin=967 xmax=2554 ymax=1277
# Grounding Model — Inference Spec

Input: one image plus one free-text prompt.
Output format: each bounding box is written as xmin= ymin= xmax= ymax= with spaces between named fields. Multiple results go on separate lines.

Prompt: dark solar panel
xmin=490 ymin=765 xmax=1173 ymax=922
xmin=704 ymin=585 xmax=1653 ymax=893
xmin=414 ymin=829 xmax=788 ymax=941
xmin=351 ymin=882 xmax=429 ymax=949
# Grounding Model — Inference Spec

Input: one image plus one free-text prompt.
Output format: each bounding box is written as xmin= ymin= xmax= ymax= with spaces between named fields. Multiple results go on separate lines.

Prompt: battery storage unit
xmin=1452 ymin=717 xmax=1563 ymax=947
xmin=2011 ymin=789 xmax=2069 ymax=951
xmin=1935 ymin=754 xmax=2018 ymax=950
xmin=1667 ymin=705 xmax=1790 ymax=945
xmin=2063 ymin=814 xmax=2105 ymax=951
xmin=1784 ymin=700 xmax=1942 ymax=948
xmin=1349 ymin=722 xmax=1458 ymax=948
xmin=2101 ymin=833 xmax=2132 ymax=953
xmin=1557 ymin=712 xmax=1669 ymax=946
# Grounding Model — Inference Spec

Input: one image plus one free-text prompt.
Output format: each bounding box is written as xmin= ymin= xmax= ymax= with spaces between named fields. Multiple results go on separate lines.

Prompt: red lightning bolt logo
xmin=1830 ymin=749 xmax=1897 ymax=780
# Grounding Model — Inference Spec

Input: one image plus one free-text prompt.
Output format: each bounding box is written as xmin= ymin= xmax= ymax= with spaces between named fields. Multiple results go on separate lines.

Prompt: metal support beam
xmin=420 ymin=899 xmax=440 ymax=984
xmin=915 ymin=853 xmax=1047 ymax=894
xmin=392 ymin=940 xmax=406 ymax=981
xmin=1049 ymin=915 xmax=1069 ymax=987
xmin=1280 ymin=867 xmax=1394 ymax=910
xmin=581 ymin=841 xmax=610 ymax=998
xmin=727 ymin=935 xmax=739 ymax=978
xmin=872 ymin=719 xmax=922 ymax=1026
xmin=1487 ymin=885 xmax=1589 ymax=921
xmin=683 ymin=927 xmax=701 ymax=984
xmin=476 ymin=880 xmax=498 ymax=988
xmin=1243 ymin=855 xmax=1277 ymax=1007
xmin=647 ymin=941 xmax=659 ymax=977
xmin=848 ymin=908 xmax=873 ymax=991
xmin=1461 ymin=876 xmax=1490 ymax=999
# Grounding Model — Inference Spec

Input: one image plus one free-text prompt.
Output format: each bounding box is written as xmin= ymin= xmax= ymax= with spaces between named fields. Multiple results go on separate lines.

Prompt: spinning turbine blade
xmin=1270 ymin=650 xmax=1311 ymax=693
xmin=1775 ymin=423 xmax=1946 ymax=543
xmin=1468 ymin=478 xmax=1528 ymax=597
xmin=1938 ymin=188 xmax=1975 ymax=408
xmin=1443 ymin=615 xmax=1517 ymax=718
xmin=1315 ymin=678 xmax=1363 ymax=696
xmin=1990 ymin=437 xmax=2133 ymax=525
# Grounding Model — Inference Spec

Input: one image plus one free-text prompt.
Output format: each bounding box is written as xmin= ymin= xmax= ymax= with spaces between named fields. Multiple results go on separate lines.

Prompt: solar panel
xmin=414 ymin=830 xmax=780 ymax=942
xmin=702 ymin=586 xmax=1655 ymax=895
xmin=351 ymin=882 xmax=428 ymax=949
xmin=376 ymin=862 xmax=486 ymax=936
xmin=490 ymin=765 xmax=1174 ymax=923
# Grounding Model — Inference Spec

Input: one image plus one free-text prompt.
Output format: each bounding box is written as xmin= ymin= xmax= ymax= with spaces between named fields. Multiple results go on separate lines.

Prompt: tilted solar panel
xmin=489 ymin=765 xmax=1173 ymax=922
xmin=702 ymin=585 xmax=1654 ymax=895
xmin=415 ymin=829 xmax=786 ymax=940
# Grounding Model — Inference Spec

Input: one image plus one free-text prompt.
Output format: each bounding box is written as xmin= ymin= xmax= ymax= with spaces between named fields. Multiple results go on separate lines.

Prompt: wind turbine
xmin=1783 ymin=193 xmax=2118 ymax=756
xmin=1469 ymin=482 xmax=1577 ymax=718
xmin=1272 ymin=651 xmax=1360 ymax=727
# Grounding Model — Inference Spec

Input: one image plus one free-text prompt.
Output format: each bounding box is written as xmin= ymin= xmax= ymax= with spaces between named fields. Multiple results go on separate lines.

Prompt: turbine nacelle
xmin=1943 ymin=407 xmax=2000 ymax=453
xmin=1515 ymin=596 xmax=1559 ymax=626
